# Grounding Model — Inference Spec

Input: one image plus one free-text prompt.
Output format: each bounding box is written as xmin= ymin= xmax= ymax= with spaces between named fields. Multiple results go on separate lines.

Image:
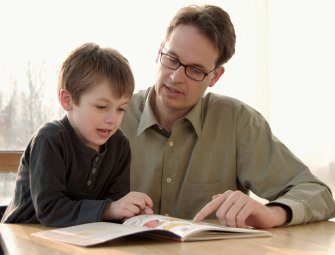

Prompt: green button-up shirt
xmin=121 ymin=87 xmax=335 ymax=225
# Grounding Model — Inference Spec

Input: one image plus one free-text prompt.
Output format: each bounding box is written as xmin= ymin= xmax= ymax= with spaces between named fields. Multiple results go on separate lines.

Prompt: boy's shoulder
xmin=24 ymin=119 xmax=71 ymax=155
xmin=34 ymin=118 xmax=68 ymax=139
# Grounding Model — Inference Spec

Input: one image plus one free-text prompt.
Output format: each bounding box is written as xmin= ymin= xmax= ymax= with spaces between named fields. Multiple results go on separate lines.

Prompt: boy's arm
xmin=29 ymin=137 xmax=105 ymax=227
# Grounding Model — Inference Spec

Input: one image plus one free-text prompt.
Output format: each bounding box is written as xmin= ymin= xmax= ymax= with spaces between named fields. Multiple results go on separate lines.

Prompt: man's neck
xmin=150 ymin=93 xmax=188 ymax=132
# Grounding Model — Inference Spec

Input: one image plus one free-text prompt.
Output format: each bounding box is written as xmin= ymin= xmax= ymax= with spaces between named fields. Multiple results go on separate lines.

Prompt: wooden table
xmin=1 ymin=220 xmax=334 ymax=255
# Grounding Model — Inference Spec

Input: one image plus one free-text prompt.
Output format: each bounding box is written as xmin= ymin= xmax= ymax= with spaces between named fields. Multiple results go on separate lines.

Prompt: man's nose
xmin=170 ymin=65 xmax=186 ymax=81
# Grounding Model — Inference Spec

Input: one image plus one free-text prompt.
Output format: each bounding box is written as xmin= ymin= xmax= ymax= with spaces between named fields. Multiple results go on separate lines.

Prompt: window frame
xmin=0 ymin=151 xmax=22 ymax=173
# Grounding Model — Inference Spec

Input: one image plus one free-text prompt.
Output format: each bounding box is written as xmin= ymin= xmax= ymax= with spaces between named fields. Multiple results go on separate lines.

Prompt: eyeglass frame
xmin=159 ymin=52 xmax=217 ymax=82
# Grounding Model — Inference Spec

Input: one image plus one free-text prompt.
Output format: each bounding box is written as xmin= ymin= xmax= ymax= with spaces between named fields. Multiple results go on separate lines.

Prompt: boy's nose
xmin=105 ymin=111 xmax=116 ymax=124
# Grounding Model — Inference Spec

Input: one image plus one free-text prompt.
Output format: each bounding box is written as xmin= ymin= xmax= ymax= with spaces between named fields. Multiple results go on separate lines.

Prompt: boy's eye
xmin=96 ymin=105 xmax=107 ymax=109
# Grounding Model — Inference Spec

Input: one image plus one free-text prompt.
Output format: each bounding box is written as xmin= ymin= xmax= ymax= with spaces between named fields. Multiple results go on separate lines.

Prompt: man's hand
xmin=103 ymin=192 xmax=153 ymax=221
xmin=193 ymin=190 xmax=288 ymax=229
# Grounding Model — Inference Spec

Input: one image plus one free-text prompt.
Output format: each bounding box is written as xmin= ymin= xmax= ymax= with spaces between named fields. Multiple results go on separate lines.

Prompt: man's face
xmin=154 ymin=24 xmax=222 ymax=116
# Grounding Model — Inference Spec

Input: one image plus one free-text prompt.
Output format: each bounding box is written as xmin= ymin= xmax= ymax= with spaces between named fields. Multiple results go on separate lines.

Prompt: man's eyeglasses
xmin=159 ymin=52 xmax=216 ymax=82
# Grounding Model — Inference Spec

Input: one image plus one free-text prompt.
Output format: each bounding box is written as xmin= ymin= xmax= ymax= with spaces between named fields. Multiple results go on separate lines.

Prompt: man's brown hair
xmin=166 ymin=5 xmax=236 ymax=67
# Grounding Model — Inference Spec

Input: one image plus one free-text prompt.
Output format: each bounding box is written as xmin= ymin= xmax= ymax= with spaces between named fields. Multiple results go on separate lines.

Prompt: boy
xmin=1 ymin=43 xmax=153 ymax=227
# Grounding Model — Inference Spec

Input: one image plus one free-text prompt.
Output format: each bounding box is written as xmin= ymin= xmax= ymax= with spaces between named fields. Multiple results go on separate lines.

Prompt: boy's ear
xmin=59 ymin=89 xmax=73 ymax=111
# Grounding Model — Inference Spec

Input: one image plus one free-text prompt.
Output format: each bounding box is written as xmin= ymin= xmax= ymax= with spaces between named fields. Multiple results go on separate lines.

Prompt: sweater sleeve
xmin=29 ymin=136 xmax=107 ymax=227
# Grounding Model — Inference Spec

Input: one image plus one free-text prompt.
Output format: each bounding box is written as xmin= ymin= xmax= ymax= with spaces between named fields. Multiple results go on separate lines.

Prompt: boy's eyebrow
xmin=95 ymin=97 xmax=129 ymax=105
xmin=94 ymin=98 xmax=110 ymax=103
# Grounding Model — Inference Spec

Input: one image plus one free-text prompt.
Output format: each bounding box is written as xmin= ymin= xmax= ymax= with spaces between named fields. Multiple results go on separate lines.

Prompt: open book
xmin=32 ymin=214 xmax=271 ymax=246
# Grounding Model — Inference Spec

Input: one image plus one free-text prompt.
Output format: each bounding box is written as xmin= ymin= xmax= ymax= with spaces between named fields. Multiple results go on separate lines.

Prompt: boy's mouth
xmin=97 ymin=129 xmax=111 ymax=136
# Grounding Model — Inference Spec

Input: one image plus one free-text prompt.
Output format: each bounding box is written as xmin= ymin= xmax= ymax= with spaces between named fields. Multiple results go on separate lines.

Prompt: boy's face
xmin=67 ymin=80 xmax=129 ymax=152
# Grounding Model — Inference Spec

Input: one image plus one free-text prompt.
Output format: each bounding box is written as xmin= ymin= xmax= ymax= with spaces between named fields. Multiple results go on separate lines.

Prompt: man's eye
xmin=96 ymin=105 xmax=107 ymax=109
xmin=166 ymin=56 xmax=179 ymax=65
xmin=189 ymin=66 xmax=204 ymax=76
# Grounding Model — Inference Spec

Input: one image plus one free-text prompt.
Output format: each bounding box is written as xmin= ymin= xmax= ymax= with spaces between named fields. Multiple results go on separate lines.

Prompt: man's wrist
xmin=267 ymin=203 xmax=292 ymax=226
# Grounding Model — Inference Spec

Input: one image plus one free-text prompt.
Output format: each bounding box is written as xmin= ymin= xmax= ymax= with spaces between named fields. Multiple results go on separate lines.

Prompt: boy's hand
xmin=103 ymin=192 xmax=153 ymax=221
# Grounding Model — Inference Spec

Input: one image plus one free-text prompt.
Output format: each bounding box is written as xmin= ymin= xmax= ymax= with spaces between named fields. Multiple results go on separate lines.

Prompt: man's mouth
xmin=165 ymin=85 xmax=182 ymax=94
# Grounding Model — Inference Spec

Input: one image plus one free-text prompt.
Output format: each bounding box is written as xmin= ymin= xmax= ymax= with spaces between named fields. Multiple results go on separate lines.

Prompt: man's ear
xmin=208 ymin=66 xmax=225 ymax=88
xmin=59 ymin=89 xmax=73 ymax=111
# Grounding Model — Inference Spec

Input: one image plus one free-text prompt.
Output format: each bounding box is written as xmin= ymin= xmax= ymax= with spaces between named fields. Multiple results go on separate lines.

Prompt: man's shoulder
xmin=203 ymin=92 xmax=246 ymax=110
xmin=129 ymin=88 xmax=150 ymax=106
xmin=202 ymin=92 xmax=263 ymax=120
xmin=125 ymin=88 xmax=151 ymax=117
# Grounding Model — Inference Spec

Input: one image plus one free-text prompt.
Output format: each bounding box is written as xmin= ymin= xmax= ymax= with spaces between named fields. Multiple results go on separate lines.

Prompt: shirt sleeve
xmin=29 ymin=136 xmax=108 ymax=227
xmin=236 ymin=105 xmax=335 ymax=225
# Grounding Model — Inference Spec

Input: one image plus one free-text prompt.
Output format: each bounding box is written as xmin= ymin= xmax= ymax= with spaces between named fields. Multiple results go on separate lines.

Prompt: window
xmin=268 ymin=0 xmax=335 ymax=192
xmin=1 ymin=0 xmax=334 ymax=202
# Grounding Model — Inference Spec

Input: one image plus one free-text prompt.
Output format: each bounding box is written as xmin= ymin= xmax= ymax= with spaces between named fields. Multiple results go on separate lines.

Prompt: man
xmin=121 ymin=5 xmax=335 ymax=228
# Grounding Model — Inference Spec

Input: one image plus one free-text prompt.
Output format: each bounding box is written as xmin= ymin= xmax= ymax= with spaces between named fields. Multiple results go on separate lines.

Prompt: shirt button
xmin=92 ymin=168 xmax=96 ymax=174
xmin=166 ymin=177 xmax=172 ymax=183
xmin=87 ymin=180 xmax=92 ymax=186
xmin=169 ymin=141 xmax=174 ymax=147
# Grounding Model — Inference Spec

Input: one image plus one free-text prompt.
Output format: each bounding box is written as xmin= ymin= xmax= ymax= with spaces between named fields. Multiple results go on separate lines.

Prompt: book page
xmin=32 ymin=214 xmax=271 ymax=246
xmin=124 ymin=214 xmax=203 ymax=239
xmin=123 ymin=214 xmax=271 ymax=241
xmin=32 ymin=222 xmax=153 ymax=246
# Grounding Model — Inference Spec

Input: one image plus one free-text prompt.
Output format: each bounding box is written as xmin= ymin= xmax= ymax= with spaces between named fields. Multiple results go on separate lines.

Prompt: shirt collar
xmin=137 ymin=87 xmax=203 ymax=137
xmin=137 ymin=88 xmax=159 ymax=136
xmin=184 ymin=97 xmax=202 ymax=137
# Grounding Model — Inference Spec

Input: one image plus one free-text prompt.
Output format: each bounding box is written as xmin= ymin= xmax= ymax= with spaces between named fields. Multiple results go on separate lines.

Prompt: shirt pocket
xmin=185 ymin=182 xmax=228 ymax=219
